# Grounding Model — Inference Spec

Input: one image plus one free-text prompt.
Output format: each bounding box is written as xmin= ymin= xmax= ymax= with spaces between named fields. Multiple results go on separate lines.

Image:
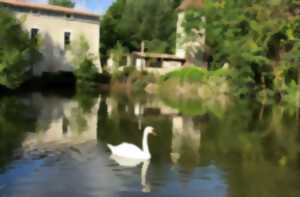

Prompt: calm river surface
xmin=0 ymin=89 xmax=300 ymax=197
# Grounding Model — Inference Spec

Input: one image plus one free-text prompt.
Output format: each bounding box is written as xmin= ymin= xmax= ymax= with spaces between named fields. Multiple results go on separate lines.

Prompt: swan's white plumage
xmin=107 ymin=127 xmax=155 ymax=159
xmin=108 ymin=143 xmax=150 ymax=159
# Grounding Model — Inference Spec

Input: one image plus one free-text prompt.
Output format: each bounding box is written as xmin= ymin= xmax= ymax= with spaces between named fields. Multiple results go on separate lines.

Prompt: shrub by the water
xmin=0 ymin=6 xmax=41 ymax=89
xmin=161 ymin=66 xmax=230 ymax=84
xmin=162 ymin=67 xmax=206 ymax=83
xmin=69 ymin=34 xmax=100 ymax=85
xmin=74 ymin=57 xmax=98 ymax=84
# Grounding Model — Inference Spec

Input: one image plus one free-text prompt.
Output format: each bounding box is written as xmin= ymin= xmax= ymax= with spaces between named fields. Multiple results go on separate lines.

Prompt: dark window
xmin=147 ymin=58 xmax=162 ymax=68
xmin=32 ymin=9 xmax=40 ymax=15
xmin=64 ymin=32 xmax=71 ymax=48
xmin=31 ymin=28 xmax=39 ymax=43
xmin=66 ymin=14 xmax=72 ymax=18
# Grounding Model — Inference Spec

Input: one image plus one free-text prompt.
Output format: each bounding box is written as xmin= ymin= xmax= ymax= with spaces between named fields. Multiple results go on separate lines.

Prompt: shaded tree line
xmin=0 ymin=6 xmax=41 ymax=89
xmin=182 ymin=0 xmax=300 ymax=97
xmin=48 ymin=0 xmax=75 ymax=8
xmin=100 ymin=0 xmax=183 ymax=63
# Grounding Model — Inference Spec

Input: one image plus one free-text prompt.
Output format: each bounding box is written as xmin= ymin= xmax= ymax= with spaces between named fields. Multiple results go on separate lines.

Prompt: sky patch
xmin=26 ymin=0 xmax=115 ymax=14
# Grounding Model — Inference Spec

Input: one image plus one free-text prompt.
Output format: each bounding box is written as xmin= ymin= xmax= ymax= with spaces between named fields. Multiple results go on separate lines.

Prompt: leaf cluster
xmin=182 ymin=0 xmax=300 ymax=96
xmin=0 ymin=7 xmax=41 ymax=89
xmin=100 ymin=0 xmax=179 ymax=63
xmin=48 ymin=0 xmax=75 ymax=8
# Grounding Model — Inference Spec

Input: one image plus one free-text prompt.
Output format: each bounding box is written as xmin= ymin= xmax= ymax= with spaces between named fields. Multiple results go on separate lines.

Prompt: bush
xmin=161 ymin=66 xmax=230 ymax=83
xmin=74 ymin=57 xmax=98 ymax=84
xmin=162 ymin=67 xmax=203 ymax=82
xmin=0 ymin=6 xmax=41 ymax=89
xmin=123 ymin=66 xmax=135 ymax=77
xmin=69 ymin=34 xmax=99 ymax=85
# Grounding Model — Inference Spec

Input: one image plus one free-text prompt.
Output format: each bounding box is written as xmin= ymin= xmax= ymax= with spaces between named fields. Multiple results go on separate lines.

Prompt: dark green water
xmin=0 ymin=90 xmax=300 ymax=197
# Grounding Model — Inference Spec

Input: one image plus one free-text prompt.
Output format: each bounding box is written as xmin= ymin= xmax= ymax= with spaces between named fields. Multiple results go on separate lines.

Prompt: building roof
xmin=132 ymin=51 xmax=186 ymax=61
xmin=178 ymin=0 xmax=204 ymax=11
xmin=0 ymin=0 xmax=100 ymax=18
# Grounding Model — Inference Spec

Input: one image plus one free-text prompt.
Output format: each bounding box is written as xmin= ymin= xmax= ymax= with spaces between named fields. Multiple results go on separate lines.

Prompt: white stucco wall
xmin=176 ymin=12 xmax=186 ymax=59
xmin=22 ymin=93 xmax=100 ymax=149
xmin=136 ymin=57 xmax=146 ymax=71
xmin=13 ymin=11 xmax=101 ymax=75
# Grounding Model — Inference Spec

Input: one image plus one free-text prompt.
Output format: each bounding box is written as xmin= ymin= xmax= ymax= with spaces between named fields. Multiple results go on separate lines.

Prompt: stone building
xmin=176 ymin=0 xmax=205 ymax=68
xmin=0 ymin=0 xmax=102 ymax=75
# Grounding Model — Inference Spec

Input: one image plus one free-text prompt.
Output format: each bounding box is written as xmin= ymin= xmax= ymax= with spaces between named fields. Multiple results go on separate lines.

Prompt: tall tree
xmin=100 ymin=0 xmax=127 ymax=63
xmin=0 ymin=6 xmax=40 ymax=89
xmin=100 ymin=0 xmax=179 ymax=63
xmin=182 ymin=0 xmax=296 ymax=94
xmin=48 ymin=0 xmax=75 ymax=8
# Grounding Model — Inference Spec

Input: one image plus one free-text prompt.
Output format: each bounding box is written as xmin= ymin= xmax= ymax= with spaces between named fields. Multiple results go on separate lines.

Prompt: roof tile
xmin=178 ymin=0 xmax=204 ymax=10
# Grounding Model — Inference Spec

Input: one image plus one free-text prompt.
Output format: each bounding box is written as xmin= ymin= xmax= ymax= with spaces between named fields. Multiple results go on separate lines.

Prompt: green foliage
xmin=182 ymin=0 xmax=300 ymax=97
xmin=123 ymin=66 xmax=136 ymax=77
xmin=69 ymin=34 xmax=90 ymax=67
xmin=100 ymin=0 xmax=178 ymax=63
xmin=48 ymin=0 xmax=75 ymax=8
xmin=111 ymin=66 xmax=135 ymax=82
xmin=112 ymin=66 xmax=156 ymax=91
xmin=282 ymin=80 xmax=300 ymax=108
xmin=74 ymin=57 xmax=98 ymax=84
xmin=162 ymin=95 xmax=223 ymax=116
xmin=162 ymin=66 xmax=207 ymax=83
xmin=282 ymin=39 xmax=300 ymax=71
xmin=109 ymin=42 xmax=129 ymax=69
xmin=0 ymin=96 xmax=36 ymax=170
xmin=0 ymin=7 xmax=41 ymax=89
xmin=162 ymin=66 xmax=230 ymax=84
xmin=69 ymin=35 xmax=98 ymax=84
xmin=100 ymin=0 xmax=127 ymax=63
xmin=75 ymin=86 xmax=99 ymax=114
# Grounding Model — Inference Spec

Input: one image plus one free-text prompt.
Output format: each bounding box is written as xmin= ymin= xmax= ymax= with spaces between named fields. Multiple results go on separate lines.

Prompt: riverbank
xmin=110 ymin=66 xmax=231 ymax=103
xmin=1 ymin=86 xmax=300 ymax=197
xmin=0 ymin=71 xmax=111 ymax=97
xmin=109 ymin=66 xmax=300 ymax=113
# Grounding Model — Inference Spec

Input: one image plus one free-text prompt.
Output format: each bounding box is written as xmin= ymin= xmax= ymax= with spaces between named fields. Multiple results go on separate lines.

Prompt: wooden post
xmin=141 ymin=41 xmax=145 ymax=70
xmin=141 ymin=41 xmax=144 ymax=54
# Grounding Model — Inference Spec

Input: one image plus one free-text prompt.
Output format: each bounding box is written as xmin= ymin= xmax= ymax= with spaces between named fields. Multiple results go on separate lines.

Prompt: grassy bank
xmin=110 ymin=67 xmax=157 ymax=93
xmin=159 ymin=67 xmax=230 ymax=100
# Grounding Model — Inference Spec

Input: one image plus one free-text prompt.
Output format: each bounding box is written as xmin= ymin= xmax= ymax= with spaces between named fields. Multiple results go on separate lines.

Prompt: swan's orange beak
xmin=152 ymin=131 xmax=158 ymax=136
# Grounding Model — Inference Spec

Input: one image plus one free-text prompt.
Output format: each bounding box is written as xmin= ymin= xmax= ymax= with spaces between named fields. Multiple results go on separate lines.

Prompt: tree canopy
xmin=0 ymin=6 xmax=40 ymax=89
xmin=48 ymin=0 xmax=75 ymax=8
xmin=182 ymin=0 xmax=300 ymax=95
xmin=100 ymin=0 xmax=182 ymax=63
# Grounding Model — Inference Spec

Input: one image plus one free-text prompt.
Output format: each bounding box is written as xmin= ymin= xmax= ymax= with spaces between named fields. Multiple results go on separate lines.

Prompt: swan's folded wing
xmin=112 ymin=143 xmax=144 ymax=157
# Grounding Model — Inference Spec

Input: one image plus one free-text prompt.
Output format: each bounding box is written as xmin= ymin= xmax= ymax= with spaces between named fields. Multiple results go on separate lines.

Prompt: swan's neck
xmin=142 ymin=131 xmax=150 ymax=155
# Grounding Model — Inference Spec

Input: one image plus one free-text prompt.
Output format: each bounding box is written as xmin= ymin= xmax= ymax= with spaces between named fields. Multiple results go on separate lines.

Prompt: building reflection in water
xmin=100 ymin=95 xmax=202 ymax=168
xmin=22 ymin=93 xmax=100 ymax=150
xmin=171 ymin=116 xmax=201 ymax=165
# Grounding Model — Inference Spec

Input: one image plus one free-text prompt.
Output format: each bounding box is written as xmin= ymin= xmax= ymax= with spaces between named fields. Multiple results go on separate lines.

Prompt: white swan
xmin=107 ymin=127 xmax=157 ymax=159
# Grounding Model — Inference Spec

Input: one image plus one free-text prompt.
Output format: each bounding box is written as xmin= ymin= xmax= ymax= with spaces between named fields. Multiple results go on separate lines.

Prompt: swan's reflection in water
xmin=110 ymin=155 xmax=151 ymax=193
xmin=7 ymin=91 xmax=299 ymax=197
